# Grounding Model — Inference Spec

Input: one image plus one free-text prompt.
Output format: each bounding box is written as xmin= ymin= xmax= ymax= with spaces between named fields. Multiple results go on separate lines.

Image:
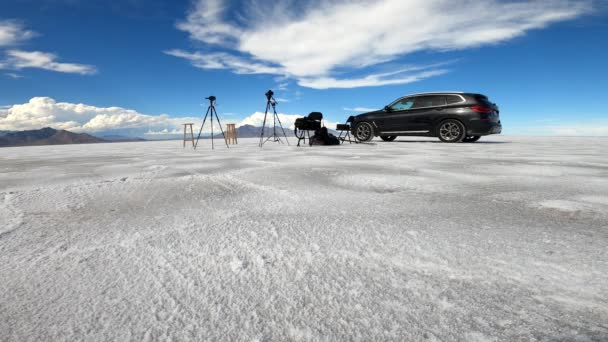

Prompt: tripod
xmin=259 ymin=89 xmax=290 ymax=147
xmin=195 ymin=96 xmax=229 ymax=150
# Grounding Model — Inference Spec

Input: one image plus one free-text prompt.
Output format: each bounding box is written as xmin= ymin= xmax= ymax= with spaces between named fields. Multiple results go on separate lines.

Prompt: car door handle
xmin=435 ymin=107 xmax=444 ymax=111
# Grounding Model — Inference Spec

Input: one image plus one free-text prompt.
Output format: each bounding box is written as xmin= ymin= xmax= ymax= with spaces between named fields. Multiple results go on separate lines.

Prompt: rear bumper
xmin=467 ymin=120 xmax=502 ymax=136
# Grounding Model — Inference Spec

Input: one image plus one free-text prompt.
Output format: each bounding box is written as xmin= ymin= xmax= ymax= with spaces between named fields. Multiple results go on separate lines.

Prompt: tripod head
xmin=265 ymin=89 xmax=277 ymax=107
xmin=265 ymin=90 xmax=274 ymax=100
xmin=205 ymin=96 xmax=216 ymax=104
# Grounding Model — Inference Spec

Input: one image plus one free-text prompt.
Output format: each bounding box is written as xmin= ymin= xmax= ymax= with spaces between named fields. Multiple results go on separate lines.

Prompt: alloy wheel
xmin=355 ymin=123 xmax=373 ymax=142
xmin=439 ymin=122 xmax=462 ymax=142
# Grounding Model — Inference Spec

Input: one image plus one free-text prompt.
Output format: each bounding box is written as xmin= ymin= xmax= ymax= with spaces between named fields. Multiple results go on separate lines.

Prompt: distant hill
xmin=206 ymin=124 xmax=294 ymax=139
xmin=0 ymin=127 xmax=107 ymax=147
xmin=236 ymin=124 xmax=296 ymax=138
xmin=208 ymin=124 xmax=340 ymax=139
xmin=0 ymin=130 xmax=14 ymax=136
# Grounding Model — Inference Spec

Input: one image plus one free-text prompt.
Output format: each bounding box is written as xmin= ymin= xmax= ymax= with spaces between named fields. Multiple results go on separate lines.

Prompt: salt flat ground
xmin=1 ymin=136 xmax=607 ymax=342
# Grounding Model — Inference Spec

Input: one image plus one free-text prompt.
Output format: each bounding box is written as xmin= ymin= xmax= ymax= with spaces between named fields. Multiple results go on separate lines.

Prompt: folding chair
xmin=337 ymin=116 xmax=356 ymax=144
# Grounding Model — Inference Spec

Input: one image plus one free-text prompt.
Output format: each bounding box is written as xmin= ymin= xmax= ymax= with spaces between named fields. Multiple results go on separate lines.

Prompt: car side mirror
xmin=384 ymin=106 xmax=391 ymax=112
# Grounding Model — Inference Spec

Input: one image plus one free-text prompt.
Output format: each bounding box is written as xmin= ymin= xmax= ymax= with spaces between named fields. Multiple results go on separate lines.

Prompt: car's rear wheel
xmin=380 ymin=136 xmax=397 ymax=142
xmin=354 ymin=122 xmax=374 ymax=142
xmin=437 ymin=119 xmax=466 ymax=143
xmin=462 ymin=136 xmax=481 ymax=143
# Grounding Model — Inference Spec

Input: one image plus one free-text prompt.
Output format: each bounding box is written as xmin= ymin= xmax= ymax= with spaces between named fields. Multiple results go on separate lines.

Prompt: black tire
xmin=462 ymin=136 xmax=481 ymax=143
xmin=354 ymin=122 xmax=374 ymax=142
xmin=437 ymin=119 xmax=466 ymax=143
xmin=380 ymin=136 xmax=397 ymax=142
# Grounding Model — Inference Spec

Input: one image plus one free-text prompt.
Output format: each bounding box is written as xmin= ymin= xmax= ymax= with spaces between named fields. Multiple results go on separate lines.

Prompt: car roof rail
xmin=406 ymin=91 xmax=465 ymax=96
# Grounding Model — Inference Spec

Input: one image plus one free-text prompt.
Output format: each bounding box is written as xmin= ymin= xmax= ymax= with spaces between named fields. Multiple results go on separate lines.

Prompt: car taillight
xmin=470 ymin=105 xmax=493 ymax=114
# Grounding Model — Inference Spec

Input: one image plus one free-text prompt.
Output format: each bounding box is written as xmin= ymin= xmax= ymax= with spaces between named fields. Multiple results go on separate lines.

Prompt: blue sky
xmin=1 ymin=0 xmax=607 ymax=137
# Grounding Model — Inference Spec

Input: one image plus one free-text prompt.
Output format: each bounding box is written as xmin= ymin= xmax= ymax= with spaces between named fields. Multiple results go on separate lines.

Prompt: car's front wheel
xmin=380 ymin=136 xmax=397 ymax=142
xmin=437 ymin=119 xmax=466 ymax=143
xmin=354 ymin=122 xmax=374 ymax=142
xmin=462 ymin=136 xmax=481 ymax=143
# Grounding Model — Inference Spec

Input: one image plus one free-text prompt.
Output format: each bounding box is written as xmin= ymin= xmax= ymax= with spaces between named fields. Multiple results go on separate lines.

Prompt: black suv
xmin=351 ymin=92 xmax=501 ymax=143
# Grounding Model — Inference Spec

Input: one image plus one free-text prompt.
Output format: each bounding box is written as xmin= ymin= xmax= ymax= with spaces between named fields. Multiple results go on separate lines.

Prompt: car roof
xmin=406 ymin=92 xmax=465 ymax=96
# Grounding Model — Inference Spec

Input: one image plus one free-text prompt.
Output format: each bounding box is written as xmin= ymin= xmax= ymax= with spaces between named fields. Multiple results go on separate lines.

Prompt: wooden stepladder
xmin=183 ymin=123 xmax=195 ymax=148
xmin=225 ymin=124 xmax=238 ymax=145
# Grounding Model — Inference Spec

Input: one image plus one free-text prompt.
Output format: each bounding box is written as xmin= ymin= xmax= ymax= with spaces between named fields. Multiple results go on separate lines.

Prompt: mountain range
xmin=0 ymin=128 xmax=107 ymax=147
xmin=211 ymin=124 xmax=338 ymax=139
xmin=0 ymin=125 xmax=337 ymax=147
xmin=217 ymin=124 xmax=296 ymax=138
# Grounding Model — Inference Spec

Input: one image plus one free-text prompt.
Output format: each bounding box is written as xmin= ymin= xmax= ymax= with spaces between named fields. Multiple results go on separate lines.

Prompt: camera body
xmin=265 ymin=90 xmax=274 ymax=100
xmin=206 ymin=96 xmax=216 ymax=102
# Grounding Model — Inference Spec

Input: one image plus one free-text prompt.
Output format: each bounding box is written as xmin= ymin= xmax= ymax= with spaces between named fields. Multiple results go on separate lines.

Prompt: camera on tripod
xmin=206 ymin=96 xmax=216 ymax=102
xmin=265 ymin=90 xmax=274 ymax=100
xmin=259 ymin=89 xmax=289 ymax=146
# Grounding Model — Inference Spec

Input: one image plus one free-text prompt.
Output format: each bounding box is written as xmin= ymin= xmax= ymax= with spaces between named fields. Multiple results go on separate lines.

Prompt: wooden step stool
xmin=183 ymin=123 xmax=195 ymax=148
xmin=225 ymin=123 xmax=238 ymax=145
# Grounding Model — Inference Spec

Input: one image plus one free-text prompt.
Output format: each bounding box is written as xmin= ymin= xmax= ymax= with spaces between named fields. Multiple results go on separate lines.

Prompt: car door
xmin=377 ymin=97 xmax=418 ymax=133
xmin=380 ymin=96 xmax=443 ymax=133
xmin=409 ymin=95 xmax=447 ymax=132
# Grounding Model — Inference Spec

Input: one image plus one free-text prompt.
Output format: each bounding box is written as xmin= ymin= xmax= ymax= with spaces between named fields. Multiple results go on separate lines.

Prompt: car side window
xmin=446 ymin=95 xmax=463 ymax=104
xmin=412 ymin=96 xmax=446 ymax=108
xmin=389 ymin=98 xmax=415 ymax=111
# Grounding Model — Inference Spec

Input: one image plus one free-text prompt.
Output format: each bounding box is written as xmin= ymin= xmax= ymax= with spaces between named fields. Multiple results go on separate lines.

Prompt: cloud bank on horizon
xmin=167 ymin=0 xmax=592 ymax=89
xmin=0 ymin=97 xmax=317 ymax=138
xmin=0 ymin=20 xmax=96 ymax=76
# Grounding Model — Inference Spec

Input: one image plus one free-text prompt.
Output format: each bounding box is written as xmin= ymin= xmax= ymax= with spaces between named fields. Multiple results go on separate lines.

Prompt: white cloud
xmin=237 ymin=112 xmax=302 ymax=130
xmin=299 ymin=69 xmax=448 ymax=89
xmin=144 ymin=128 xmax=184 ymax=136
xmin=1 ymin=97 xmax=320 ymax=138
xmin=0 ymin=20 xmax=35 ymax=47
xmin=176 ymin=0 xmax=242 ymax=46
xmin=0 ymin=97 xmax=198 ymax=135
xmin=169 ymin=0 xmax=591 ymax=89
xmin=0 ymin=21 xmax=96 ymax=76
xmin=2 ymin=50 xmax=97 ymax=75
xmin=5 ymin=72 xmax=23 ymax=79
xmin=164 ymin=49 xmax=283 ymax=75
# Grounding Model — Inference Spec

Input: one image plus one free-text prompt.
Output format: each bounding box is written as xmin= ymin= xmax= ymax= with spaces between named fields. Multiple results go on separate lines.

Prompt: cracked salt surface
xmin=1 ymin=136 xmax=607 ymax=341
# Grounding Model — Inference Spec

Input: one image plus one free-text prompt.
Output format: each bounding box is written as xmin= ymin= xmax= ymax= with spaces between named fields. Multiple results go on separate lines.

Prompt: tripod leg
xmin=190 ymin=124 xmax=195 ymax=147
xmin=213 ymin=107 xmax=229 ymax=148
xmin=211 ymin=106 xmax=214 ymax=150
xmin=273 ymin=106 xmax=290 ymax=146
xmin=195 ymin=107 xmax=211 ymax=149
xmin=296 ymin=129 xmax=302 ymax=147
xmin=259 ymin=101 xmax=270 ymax=147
